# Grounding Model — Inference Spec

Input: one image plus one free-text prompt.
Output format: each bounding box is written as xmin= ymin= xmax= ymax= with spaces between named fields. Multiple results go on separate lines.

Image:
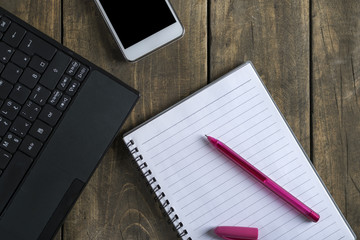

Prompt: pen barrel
xmin=264 ymin=179 xmax=319 ymax=222
xmin=208 ymin=136 xmax=319 ymax=222
xmin=215 ymin=141 xmax=268 ymax=182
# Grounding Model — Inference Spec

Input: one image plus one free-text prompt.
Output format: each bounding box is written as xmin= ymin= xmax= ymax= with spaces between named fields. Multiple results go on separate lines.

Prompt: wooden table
xmin=1 ymin=0 xmax=359 ymax=239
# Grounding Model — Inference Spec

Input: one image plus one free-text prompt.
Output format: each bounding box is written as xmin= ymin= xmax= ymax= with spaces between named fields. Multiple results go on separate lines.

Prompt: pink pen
xmin=206 ymin=135 xmax=320 ymax=222
xmin=214 ymin=226 xmax=258 ymax=240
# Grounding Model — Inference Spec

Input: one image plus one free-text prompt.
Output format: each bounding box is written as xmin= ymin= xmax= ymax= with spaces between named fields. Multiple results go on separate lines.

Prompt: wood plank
xmin=209 ymin=1 xmax=310 ymax=154
xmin=62 ymin=0 xmax=207 ymax=239
xmin=0 ymin=1 xmax=61 ymax=41
xmin=0 ymin=1 xmax=62 ymax=239
xmin=312 ymin=0 xmax=360 ymax=236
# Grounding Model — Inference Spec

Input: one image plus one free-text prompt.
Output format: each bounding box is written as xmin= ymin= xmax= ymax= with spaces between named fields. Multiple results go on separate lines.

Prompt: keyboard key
xmin=19 ymin=135 xmax=42 ymax=158
xmin=48 ymin=89 xmax=62 ymax=105
xmin=20 ymin=100 xmax=41 ymax=121
xmin=66 ymin=80 xmax=80 ymax=96
xmin=3 ymin=23 xmax=27 ymax=47
xmin=29 ymin=85 xmax=51 ymax=105
xmin=1 ymin=62 xmax=22 ymax=84
xmin=29 ymin=55 xmax=48 ymax=73
xmin=0 ymin=151 xmax=32 ymax=214
xmin=0 ymin=79 xmax=13 ymax=99
xmin=29 ymin=120 xmax=52 ymax=142
xmin=9 ymin=83 xmax=31 ymax=104
xmin=66 ymin=60 xmax=80 ymax=76
xmin=75 ymin=65 xmax=89 ymax=81
xmin=0 ymin=62 xmax=4 ymax=73
xmin=57 ymin=75 xmax=71 ymax=91
xmin=0 ymin=116 xmax=11 ymax=136
xmin=1 ymin=132 xmax=21 ymax=153
xmin=39 ymin=51 xmax=72 ymax=90
xmin=57 ymin=95 xmax=71 ymax=111
xmin=19 ymin=67 xmax=41 ymax=89
xmin=19 ymin=32 xmax=57 ymax=60
xmin=0 ymin=42 xmax=14 ymax=63
xmin=0 ymin=148 xmax=11 ymax=169
xmin=0 ymin=99 xmax=21 ymax=120
xmin=10 ymin=117 xmax=31 ymax=137
xmin=38 ymin=104 xmax=61 ymax=126
xmin=11 ymin=50 xmax=30 ymax=68
xmin=0 ymin=17 xmax=11 ymax=32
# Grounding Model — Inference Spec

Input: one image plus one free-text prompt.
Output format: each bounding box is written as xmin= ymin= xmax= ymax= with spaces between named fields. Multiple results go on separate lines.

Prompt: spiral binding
xmin=126 ymin=139 xmax=191 ymax=240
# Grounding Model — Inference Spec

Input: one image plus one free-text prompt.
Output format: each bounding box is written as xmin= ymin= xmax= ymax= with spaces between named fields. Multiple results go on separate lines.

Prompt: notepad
xmin=123 ymin=62 xmax=355 ymax=240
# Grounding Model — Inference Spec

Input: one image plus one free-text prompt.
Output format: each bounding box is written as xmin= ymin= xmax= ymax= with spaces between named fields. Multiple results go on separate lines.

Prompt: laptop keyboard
xmin=0 ymin=14 xmax=89 ymax=212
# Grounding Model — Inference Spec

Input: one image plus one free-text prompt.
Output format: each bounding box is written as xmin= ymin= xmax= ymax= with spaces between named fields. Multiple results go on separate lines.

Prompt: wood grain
xmin=209 ymin=0 xmax=310 ymax=154
xmin=312 ymin=0 xmax=360 ymax=236
xmin=0 ymin=0 xmax=61 ymax=41
xmin=61 ymin=0 xmax=207 ymax=239
xmin=0 ymin=0 xmax=359 ymax=239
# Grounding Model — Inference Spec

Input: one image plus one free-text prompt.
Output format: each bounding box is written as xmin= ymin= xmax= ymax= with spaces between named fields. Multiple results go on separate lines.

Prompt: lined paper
xmin=124 ymin=62 xmax=355 ymax=240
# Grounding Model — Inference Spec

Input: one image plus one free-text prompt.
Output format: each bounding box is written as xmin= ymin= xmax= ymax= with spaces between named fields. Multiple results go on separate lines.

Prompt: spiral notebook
xmin=123 ymin=62 xmax=355 ymax=240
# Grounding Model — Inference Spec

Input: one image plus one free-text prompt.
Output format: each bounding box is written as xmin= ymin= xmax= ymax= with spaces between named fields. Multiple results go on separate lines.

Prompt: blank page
xmin=124 ymin=62 xmax=355 ymax=240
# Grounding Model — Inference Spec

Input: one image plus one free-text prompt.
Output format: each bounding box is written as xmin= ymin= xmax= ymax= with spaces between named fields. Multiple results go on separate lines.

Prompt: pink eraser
xmin=214 ymin=226 xmax=258 ymax=240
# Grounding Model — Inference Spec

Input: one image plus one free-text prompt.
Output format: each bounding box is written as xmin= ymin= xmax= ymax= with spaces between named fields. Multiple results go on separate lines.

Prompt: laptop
xmin=0 ymin=7 xmax=139 ymax=240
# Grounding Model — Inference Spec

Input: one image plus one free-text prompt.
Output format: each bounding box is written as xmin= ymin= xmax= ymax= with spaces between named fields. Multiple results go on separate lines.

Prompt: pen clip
xmin=214 ymin=226 xmax=258 ymax=240
xmin=216 ymin=234 xmax=244 ymax=240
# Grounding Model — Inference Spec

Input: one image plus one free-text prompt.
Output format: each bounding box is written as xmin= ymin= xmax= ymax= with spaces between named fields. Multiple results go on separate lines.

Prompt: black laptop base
xmin=0 ymin=7 xmax=139 ymax=240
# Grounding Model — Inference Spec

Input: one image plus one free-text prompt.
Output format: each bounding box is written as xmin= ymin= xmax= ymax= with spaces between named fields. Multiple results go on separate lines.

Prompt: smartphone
xmin=94 ymin=0 xmax=184 ymax=62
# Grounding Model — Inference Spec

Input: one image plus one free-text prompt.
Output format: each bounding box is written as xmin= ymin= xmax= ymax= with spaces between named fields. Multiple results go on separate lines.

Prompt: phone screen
xmin=99 ymin=1 xmax=176 ymax=49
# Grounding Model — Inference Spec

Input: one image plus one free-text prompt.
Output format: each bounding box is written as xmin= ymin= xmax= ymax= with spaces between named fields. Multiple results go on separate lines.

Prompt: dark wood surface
xmin=0 ymin=0 xmax=359 ymax=239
